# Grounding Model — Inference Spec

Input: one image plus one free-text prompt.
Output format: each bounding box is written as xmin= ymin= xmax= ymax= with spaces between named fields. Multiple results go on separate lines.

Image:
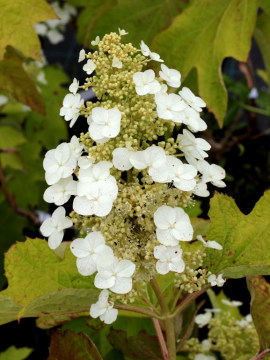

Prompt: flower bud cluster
xmin=40 ymin=30 xmax=226 ymax=324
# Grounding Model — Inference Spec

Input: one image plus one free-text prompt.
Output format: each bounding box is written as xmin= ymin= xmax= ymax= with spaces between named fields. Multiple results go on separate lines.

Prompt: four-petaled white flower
xmin=70 ymin=232 xmax=113 ymax=276
xmin=60 ymin=93 xmax=84 ymax=127
xmin=177 ymin=105 xmax=207 ymax=132
xmin=221 ymin=299 xmax=243 ymax=307
xmin=154 ymin=205 xmax=193 ymax=246
xmin=133 ymin=70 xmax=161 ymax=96
xmin=78 ymin=49 xmax=86 ymax=62
xmin=178 ymin=129 xmax=211 ymax=164
xmin=43 ymin=142 xmax=77 ymax=185
xmin=95 ymin=255 xmax=135 ymax=294
xmin=196 ymin=235 xmax=223 ymax=250
xmin=90 ymin=290 xmax=118 ymax=324
xmin=69 ymin=78 xmax=79 ymax=95
xmin=197 ymin=160 xmax=226 ymax=188
xmin=43 ymin=176 xmax=77 ymax=205
xmin=112 ymin=147 xmax=133 ymax=171
xmin=69 ymin=135 xmax=84 ymax=159
xmin=179 ymin=87 xmax=206 ymax=112
xmin=91 ymin=36 xmax=100 ymax=46
xmin=119 ymin=28 xmax=128 ymax=36
xmin=140 ymin=40 xmax=163 ymax=62
xmin=154 ymin=245 xmax=185 ymax=274
xmin=40 ymin=206 xmax=73 ymax=249
xmin=208 ymin=273 xmax=226 ymax=287
xmin=112 ymin=56 xmax=122 ymax=69
xmin=83 ymin=59 xmax=96 ymax=75
xmin=88 ymin=107 xmax=121 ymax=142
xmin=236 ymin=314 xmax=252 ymax=328
xmin=166 ymin=156 xmax=197 ymax=191
xmin=78 ymin=161 xmax=112 ymax=184
xmin=155 ymin=92 xmax=185 ymax=122
xmin=159 ymin=64 xmax=181 ymax=88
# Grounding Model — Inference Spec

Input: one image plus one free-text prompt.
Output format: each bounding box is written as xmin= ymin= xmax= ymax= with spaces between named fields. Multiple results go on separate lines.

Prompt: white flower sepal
xmin=60 ymin=93 xmax=84 ymax=127
xmin=89 ymin=107 xmax=121 ymax=142
xmin=179 ymin=87 xmax=206 ymax=112
xmin=178 ymin=105 xmax=207 ymax=133
xmin=78 ymin=156 xmax=93 ymax=170
xmin=154 ymin=205 xmax=193 ymax=246
xmin=236 ymin=314 xmax=253 ymax=328
xmin=178 ymin=129 xmax=211 ymax=164
xmin=78 ymin=161 xmax=112 ymax=183
xmin=119 ymin=28 xmax=128 ymax=36
xmin=166 ymin=155 xmax=197 ymax=191
xmin=112 ymin=147 xmax=133 ymax=171
xmin=69 ymin=78 xmax=79 ymax=95
xmin=70 ymin=232 xmax=113 ymax=276
xmin=195 ymin=311 xmax=212 ymax=328
xmin=69 ymin=135 xmax=84 ymax=159
xmin=90 ymin=290 xmax=118 ymax=324
xmin=95 ymin=255 xmax=135 ymax=294
xmin=155 ymin=92 xmax=185 ymax=122
xmin=83 ymin=59 xmax=96 ymax=75
xmin=154 ymin=245 xmax=185 ymax=274
xmin=194 ymin=354 xmax=215 ymax=360
xmin=112 ymin=56 xmax=122 ymax=69
xmin=133 ymin=70 xmax=161 ymax=96
xmin=159 ymin=64 xmax=181 ymax=88
xmin=78 ymin=49 xmax=86 ymax=62
xmin=221 ymin=299 xmax=243 ymax=307
xmin=43 ymin=176 xmax=77 ymax=205
xmin=91 ymin=36 xmax=100 ymax=46
xmin=196 ymin=235 xmax=222 ymax=250
xmin=208 ymin=274 xmax=226 ymax=287
xmin=140 ymin=40 xmax=163 ymax=62
xmin=40 ymin=206 xmax=72 ymax=249
xmin=197 ymin=160 xmax=226 ymax=188
xmin=43 ymin=143 xmax=77 ymax=185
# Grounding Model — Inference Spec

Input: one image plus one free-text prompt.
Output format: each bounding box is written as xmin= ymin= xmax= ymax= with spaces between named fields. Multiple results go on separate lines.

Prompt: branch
xmin=0 ymin=148 xmax=20 ymax=153
xmin=0 ymin=158 xmax=40 ymax=225
xmin=251 ymin=349 xmax=270 ymax=360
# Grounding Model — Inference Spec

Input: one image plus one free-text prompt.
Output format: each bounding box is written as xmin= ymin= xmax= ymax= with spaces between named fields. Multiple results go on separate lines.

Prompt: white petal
xmin=100 ymin=308 xmax=118 ymax=324
xmin=110 ymin=277 xmax=132 ymax=294
xmin=48 ymin=230 xmax=64 ymax=249
xmin=76 ymin=256 xmax=97 ymax=276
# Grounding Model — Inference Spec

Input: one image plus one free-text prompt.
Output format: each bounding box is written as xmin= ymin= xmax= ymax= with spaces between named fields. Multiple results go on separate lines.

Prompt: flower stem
xmin=115 ymin=304 xmax=160 ymax=318
xmin=251 ymin=349 xmax=270 ymax=360
xmin=150 ymin=277 xmax=176 ymax=360
xmin=152 ymin=318 xmax=169 ymax=360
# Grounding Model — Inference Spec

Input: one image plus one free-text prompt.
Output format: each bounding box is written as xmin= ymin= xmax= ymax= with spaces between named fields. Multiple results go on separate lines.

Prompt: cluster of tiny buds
xmin=39 ymin=30 xmax=226 ymax=325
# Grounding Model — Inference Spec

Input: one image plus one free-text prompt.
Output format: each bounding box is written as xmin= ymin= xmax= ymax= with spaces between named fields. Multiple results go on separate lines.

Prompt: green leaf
xmin=204 ymin=191 xmax=270 ymax=278
xmin=0 ymin=125 xmax=25 ymax=148
xmin=152 ymin=0 xmax=258 ymax=126
xmin=25 ymin=66 xmax=69 ymax=148
xmin=0 ymin=238 xmax=99 ymax=325
xmin=69 ymin=0 xmax=185 ymax=47
xmin=0 ymin=0 xmax=57 ymax=61
xmin=257 ymin=90 xmax=270 ymax=112
xmin=0 ymin=346 xmax=32 ymax=360
xmin=260 ymin=0 xmax=270 ymax=16
xmin=0 ymin=48 xmax=45 ymax=113
xmin=254 ymin=13 xmax=270 ymax=96
xmin=0 ymin=295 xmax=22 ymax=326
xmin=107 ymin=329 xmax=162 ymax=360
xmin=248 ymin=276 xmax=270 ymax=351
xmin=48 ymin=329 xmax=103 ymax=360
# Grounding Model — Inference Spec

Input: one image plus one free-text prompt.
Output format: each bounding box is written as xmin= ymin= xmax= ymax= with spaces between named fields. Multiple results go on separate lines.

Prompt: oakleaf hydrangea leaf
xmin=0 ymin=0 xmax=57 ymax=61
xmin=0 ymin=346 xmax=32 ymax=360
xmin=204 ymin=191 xmax=270 ymax=278
xmin=152 ymin=0 xmax=258 ymax=125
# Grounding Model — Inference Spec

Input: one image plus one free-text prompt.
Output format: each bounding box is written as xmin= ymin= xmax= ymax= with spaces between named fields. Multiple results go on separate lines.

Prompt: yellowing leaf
xmin=152 ymin=0 xmax=258 ymax=126
xmin=0 ymin=126 xmax=26 ymax=148
xmin=0 ymin=346 xmax=32 ymax=360
xmin=248 ymin=276 xmax=270 ymax=351
xmin=0 ymin=48 xmax=45 ymax=113
xmin=204 ymin=191 xmax=270 ymax=278
xmin=0 ymin=0 xmax=57 ymax=61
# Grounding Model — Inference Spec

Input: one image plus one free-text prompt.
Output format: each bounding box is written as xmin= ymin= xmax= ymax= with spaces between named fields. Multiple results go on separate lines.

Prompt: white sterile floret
xmin=60 ymin=93 xmax=84 ymax=127
xmin=194 ymin=354 xmax=215 ymax=360
xmin=195 ymin=311 xmax=212 ymax=328
xmin=154 ymin=245 xmax=185 ymax=274
xmin=89 ymin=107 xmax=121 ymax=142
xmin=78 ymin=49 xmax=86 ymax=62
xmin=112 ymin=148 xmax=133 ymax=171
xmin=47 ymin=29 xmax=64 ymax=44
xmin=78 ymin=161 xmax=112 ymax=183
xmin=0 ymin=95 xmax=8 ymax=106
xmin=159 ymin=64 xmax=181 ymax=88
xmin=129 ymin=145 xmax=168 ymax=183
xmin=40 ymin=206 xmax=72 ymax=249
xmin=140 ymin=40 xmax=163 ymax=62
xmin=43 ymin=142 xmax=77 ymax=185
xmin=201 ymin=339 xmax=211 ymax=351
xmin=166 ymin=156 xmax=197 ymax=191
xmin=91 ymin=36 xmax=100 ymax=46
xmin=221 ymin=299 xmax=243 ymax=307
xmin=208 ymin=274 xmax=226 ymax=287
xmin=178 ymin=104 xmax=207 ymax=132
xmin=196 ymin=235 xmax=223 ymax=250
xmin=90 ymin=290 xmax=118 ymax=324
xmin=119 ymin=28 xmax=128 ymax=36
xmin=78 ymin=156 xmax=93 ymax=169
xmin=69 ymin=78 xmax=79 ymax=95
xmin=112 ymin=56 xmax=122 ymax=69
xmin=95 ymin=255 xmax=135 ymax=294
xmin=155 ymin=92 xmax=185 ymax=122
xmin=43 ymin=176 xmax=77 ymax=205
xmin=70 ymin=232 xmax=113 ymax=276
xmin=133 ymin=70 xmax=161 ymax=96
xmin=179 ymin=87 xmax=206 ymax=112
xmin=236 ymin=314 xmax=253 ymax=328
xmin=74 ymin=178 xmax=118 ymax=217
xmin=154 ymin=205 xmax=193 ymax=246
xmin=83 ymin=59 xmax=96 ymax=75
xmin=69 ymin=135 xmax=84 ymax=159
xmin=197 ymin=160 xmax=226 ymax=188
xmin=178 ymin=129 xmax=211 ymax=164
xmin=193 ymin=179 xmax=210 ymax=198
